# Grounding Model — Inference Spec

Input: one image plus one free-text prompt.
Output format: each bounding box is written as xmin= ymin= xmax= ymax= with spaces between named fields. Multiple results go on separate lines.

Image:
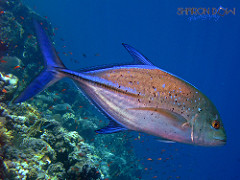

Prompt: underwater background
xmin=0 ymin=0 xmax=240 ymax=179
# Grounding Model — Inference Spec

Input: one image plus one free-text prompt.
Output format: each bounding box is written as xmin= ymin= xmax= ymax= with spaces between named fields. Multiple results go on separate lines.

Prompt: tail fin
xmin=13 ymin=21 xmax=66 ymax=103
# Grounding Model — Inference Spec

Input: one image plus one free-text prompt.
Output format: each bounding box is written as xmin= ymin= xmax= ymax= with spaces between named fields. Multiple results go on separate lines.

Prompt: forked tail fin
xmin=13 ymin=21 xmax=66 ymax=103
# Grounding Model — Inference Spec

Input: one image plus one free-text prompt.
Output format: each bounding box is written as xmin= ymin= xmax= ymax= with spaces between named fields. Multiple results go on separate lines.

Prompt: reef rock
xmin=0 ymin=72 xmax=18 ymax=101
xmin=0 ymin=56 xmax=23 ymax=73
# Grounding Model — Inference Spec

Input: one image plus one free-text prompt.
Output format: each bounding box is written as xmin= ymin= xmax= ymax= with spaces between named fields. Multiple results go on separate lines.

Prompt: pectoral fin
xmin=128 ymin=107 xmax=188 ymax=127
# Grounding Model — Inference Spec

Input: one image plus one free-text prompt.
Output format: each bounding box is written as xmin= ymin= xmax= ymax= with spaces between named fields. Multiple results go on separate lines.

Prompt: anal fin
xmin=95 ymin=120 xmax=127 ymax=134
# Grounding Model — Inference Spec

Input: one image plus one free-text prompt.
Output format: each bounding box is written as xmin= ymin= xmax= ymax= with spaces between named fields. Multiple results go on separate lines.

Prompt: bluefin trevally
xmin=14 ymin=21 xmax=226 ymax=146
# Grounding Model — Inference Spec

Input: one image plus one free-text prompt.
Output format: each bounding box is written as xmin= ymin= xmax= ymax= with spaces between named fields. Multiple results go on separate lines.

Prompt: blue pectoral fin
xmin=122 ymin=43 xmax=154 ymax=66
xmin=13 ymin=69 xmax=60 ymax=103
xmin=95 ymin=120 xmax=128 ymax=134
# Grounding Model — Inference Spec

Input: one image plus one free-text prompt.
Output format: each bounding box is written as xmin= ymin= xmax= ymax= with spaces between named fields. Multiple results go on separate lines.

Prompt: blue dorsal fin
xmin=95 ymin=120 xmax=127 ymax=134
xmin=122 ymin=43 xmax=153 ymax=66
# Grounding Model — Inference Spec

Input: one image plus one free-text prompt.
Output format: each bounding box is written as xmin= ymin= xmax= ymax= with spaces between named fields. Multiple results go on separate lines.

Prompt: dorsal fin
xmin=122 ymin=43 xmax=153 ymax=66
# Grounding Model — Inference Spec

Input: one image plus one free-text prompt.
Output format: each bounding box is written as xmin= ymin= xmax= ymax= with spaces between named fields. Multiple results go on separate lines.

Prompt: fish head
xmin=193 ymin=104 xmax=226 ymax=146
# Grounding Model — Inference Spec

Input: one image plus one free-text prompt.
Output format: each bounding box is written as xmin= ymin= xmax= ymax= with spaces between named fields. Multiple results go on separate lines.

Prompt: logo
xmin=177 ymin=6 xmax=236 ymax=21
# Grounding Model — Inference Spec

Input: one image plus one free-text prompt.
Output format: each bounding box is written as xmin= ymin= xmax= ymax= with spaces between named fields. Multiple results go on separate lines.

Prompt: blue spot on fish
xmin=162 ymin=84 xmax=165 ymax=88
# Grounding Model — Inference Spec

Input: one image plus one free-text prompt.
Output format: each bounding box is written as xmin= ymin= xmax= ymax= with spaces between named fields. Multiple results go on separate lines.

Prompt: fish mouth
xmin=214 ymin=137 xmax=227 ymax=145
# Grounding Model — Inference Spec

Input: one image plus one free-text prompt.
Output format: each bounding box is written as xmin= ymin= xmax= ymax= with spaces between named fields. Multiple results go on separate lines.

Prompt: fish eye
xmin=212 ymin=120 xmax=220 ymax=129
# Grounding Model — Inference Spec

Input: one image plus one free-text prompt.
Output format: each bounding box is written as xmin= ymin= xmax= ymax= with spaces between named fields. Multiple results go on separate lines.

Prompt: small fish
xmin=13 ymin=65 xmax=20 ymax=69
xmin=2 ymin=89 xmax=7 ymax=93
xmin=13 ymin=21 xmax=226 ymax=146
xmin=147 ymin=158 xmax=153 ymax=161
xmin=0 ymin=41 xmax=9 ymax=53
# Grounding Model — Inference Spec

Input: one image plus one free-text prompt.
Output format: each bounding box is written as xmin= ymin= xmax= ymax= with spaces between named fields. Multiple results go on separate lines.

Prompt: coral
xmin=0 ymin=72 xmax=18 ymax=101
xmin=53 ymin=103 xmax=73 ymax=114
xmin=0 ymin=120 xmax=13 ymax=148
xmin=0 ymin=56 xmax=22 ymax=73
xmin=47 ymin=162 xmax=66 ymax=180
xmin=68 ymin=164 xmax=101 ymax=180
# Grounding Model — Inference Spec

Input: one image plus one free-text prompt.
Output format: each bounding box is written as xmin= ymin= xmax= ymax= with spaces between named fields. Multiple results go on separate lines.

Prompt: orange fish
xmin=157 ymin=158 xmax=162 ymax=160
xmin=2 ymin=89 xmax=7 ymax=93
xmin=1 ymin=60 xmax=7 ymax=63
xmin=147 ymin=158 xmax=153 ymax=161
xmin=61 ymin=89 xmax=66 ymax=92
xmin=13 ymin=66 xmax=20 ymax=69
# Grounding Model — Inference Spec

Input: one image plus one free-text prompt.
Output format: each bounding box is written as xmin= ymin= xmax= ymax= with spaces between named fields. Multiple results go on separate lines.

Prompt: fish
xmin=13 ymin=65 xmax=20 ymax=69
xmin=13 ymin=21 xmax=226 ymax=146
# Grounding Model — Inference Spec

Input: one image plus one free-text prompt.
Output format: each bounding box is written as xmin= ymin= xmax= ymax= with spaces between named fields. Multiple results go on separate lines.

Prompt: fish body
xmin=70 ymin=66 xmax=194 ymax=144
xmin=14 ymin=21 xmax=226 ymax=146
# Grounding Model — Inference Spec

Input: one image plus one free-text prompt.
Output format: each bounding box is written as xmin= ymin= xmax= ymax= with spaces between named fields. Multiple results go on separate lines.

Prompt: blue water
xmin=23 ymin=0 xmax=240 ymax=179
